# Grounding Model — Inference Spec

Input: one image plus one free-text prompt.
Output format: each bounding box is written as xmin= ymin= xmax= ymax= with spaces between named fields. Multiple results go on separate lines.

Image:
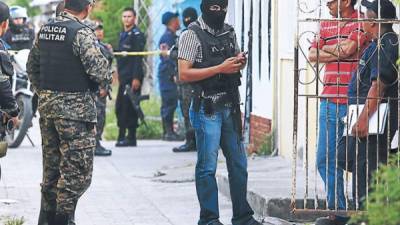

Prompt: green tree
xmin=91 ymin=0 xmax=132 ymax=46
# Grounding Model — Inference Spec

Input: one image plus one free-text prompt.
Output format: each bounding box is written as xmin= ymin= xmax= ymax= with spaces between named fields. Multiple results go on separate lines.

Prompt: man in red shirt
xmin=308 ymin=0 xmax=369 ymax=216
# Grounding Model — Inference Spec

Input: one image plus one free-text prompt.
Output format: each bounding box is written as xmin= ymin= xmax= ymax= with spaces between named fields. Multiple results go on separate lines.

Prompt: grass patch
xmin=104 ymin=94 xmax=163 ymax=141
xmin=3 ymin=217 xmax=25 ymax=225
xmin=257 ymin=132 xmax=274 ymax=156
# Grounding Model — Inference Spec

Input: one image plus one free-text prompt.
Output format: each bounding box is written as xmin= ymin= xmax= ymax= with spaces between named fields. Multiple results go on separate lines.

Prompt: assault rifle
xmin=123 ymin=85 xmax=150 ymax=127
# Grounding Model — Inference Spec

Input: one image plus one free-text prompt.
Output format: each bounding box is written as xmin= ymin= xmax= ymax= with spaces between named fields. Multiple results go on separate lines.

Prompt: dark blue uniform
xmin=158 ymin=28 xmax=178 ymax=122
xmin=115 ymin=26 xmax=145 ymax=142
xmin=0 ymin=38 xmax=18 ymax=117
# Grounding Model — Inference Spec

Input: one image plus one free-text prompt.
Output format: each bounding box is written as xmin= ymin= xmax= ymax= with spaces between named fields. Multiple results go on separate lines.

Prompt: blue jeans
xmin=317 ymin=100 xmax=347 ymax=210
xmin=190 ymin=104 xmax=254 ymax=225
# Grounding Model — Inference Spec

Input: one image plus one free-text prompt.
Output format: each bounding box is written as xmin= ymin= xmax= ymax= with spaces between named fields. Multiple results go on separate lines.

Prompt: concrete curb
xmin=218 ymin=175 xmax=326 ymax=223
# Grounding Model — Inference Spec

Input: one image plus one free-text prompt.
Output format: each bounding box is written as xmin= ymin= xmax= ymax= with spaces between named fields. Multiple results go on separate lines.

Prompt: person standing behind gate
xmin=115 ymin=7 xmax=145 ymax=147
xmin=308 ymin=0 xmax=369 ymax=212
xmin=26 ymin=0 xmax=111 ymax=223
xmin=173 ymin=7 xmax=198 ymax=153
xmin=335 ymin=0 xmax=398 ymax=218
xmin=179 ymin=0 xmax=262 ymax=224
xmin=158 ymin=11 xmax=182 ymax=141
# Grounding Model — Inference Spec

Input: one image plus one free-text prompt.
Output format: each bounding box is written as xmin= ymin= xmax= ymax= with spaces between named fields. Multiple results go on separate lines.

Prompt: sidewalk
xmin=0 ymin=138 xmax=234 ymax=225
xmin=217 ymin=156 xmax=329 ymax=224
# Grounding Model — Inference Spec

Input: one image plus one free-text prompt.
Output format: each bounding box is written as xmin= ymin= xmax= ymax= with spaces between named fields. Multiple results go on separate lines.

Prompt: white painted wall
xmin=227 ymin=0 xmax=273 ymax=119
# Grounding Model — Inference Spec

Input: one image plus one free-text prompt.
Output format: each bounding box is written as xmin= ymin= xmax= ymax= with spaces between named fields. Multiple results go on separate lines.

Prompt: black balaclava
xmin=201 ymin=0 xmax=228 ymax=30
xmin=182 ymin=7 xmax=198 ymax=28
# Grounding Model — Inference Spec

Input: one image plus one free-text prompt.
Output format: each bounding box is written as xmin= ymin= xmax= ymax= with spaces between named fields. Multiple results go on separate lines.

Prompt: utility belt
xmin=192 ymin=86 xmax=243 ymax=138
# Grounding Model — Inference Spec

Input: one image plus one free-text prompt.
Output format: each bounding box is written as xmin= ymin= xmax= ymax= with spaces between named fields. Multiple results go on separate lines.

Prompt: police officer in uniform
xmin=178 ymin=0 xmax=261 ymax=224
xmin=93 ymin=21 xmax=113 ymax=156
xmin=173 ymin=7 xmax=198 ymax=153
xmin=115 ymin=7 xmax=145 ymax=147
xmin=3 ymin=5 xmax=34 ymax=50
xmin=0 ymin=1 xmax=18 ymax=123
xmin=158 ymin=11 xmax=182 ymax=141
xmin=27 ymin=0 xmax=111 ymax=224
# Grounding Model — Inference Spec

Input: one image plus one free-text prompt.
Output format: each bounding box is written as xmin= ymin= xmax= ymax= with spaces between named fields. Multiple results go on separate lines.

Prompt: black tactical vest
xmin=0 ymin=39 xmax=14 ymax=77
xmin=188 ymin=22 xmax=241 ymax=94
xmin=9 ymin=28 xmax=32 ymax=50
xmin=38 ymin=20 xmax=96 ymax=92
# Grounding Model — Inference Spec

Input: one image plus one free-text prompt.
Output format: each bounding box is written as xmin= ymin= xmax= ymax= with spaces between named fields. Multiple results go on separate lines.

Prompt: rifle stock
xmin=123 ymin=85 xmax=150 ymax=127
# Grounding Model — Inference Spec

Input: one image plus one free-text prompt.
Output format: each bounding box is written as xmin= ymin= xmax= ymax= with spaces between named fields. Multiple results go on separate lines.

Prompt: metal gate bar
xmin=291 ymin=0 xmax=400 ymax=218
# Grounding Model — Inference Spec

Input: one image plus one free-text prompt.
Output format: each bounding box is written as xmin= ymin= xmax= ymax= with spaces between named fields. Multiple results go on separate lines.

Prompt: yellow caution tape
xmin=113 ymin=50 xmax=169 ymax=57
xmin=8 ymin=50 xmax=168 ymax=57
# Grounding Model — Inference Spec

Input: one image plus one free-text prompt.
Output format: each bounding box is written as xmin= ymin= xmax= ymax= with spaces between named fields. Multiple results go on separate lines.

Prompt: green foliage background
xmin=351 ymin=157 xmax=400 ymax=225
xmin=91 ymin=0 xmax=152 ymax=47
xmin=9 ymin=0 xmax=40 ymax=17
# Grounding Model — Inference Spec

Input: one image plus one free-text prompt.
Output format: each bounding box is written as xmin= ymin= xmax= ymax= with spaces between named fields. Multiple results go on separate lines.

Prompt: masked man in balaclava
xmin=178 ymin=0 xmax=262 ymax=224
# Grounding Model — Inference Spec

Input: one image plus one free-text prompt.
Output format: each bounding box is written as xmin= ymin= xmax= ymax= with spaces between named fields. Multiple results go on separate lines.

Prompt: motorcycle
xmin=5 ymin=49 xmax=34 ymax=148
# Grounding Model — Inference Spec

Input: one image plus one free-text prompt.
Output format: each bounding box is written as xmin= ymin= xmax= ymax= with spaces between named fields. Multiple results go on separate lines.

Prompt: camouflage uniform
xmin=95 ymin=94 xmax=106 ymax=141
xmin=27 ymin=12 xmax=111 ymax=216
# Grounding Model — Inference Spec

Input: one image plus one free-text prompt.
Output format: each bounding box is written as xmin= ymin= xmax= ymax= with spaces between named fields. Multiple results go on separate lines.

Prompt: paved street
xmin=0 ymin=119 xmax=235 ymax=225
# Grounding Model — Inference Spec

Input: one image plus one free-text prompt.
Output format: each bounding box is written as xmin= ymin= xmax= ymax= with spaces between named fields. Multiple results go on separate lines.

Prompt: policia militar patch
xmin=39 ymin=25 xmax=67 ymax=42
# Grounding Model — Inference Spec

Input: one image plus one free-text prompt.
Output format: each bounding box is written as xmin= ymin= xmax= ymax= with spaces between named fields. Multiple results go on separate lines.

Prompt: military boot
xmin=53 ymin=213 xmax=75 ymax=225
xmin=37 ymin=210 xmax=55 ymax=225
xmin=315 ymin=215 xmax=350 ymax=225
xmin=126 ymin=127 xmax=137 ymax=146
xmin=163 ymin=118 xmax=184 ymax=141
xmin=95 ymin=140 xmax=112 ymax=156
xmin=173 ymin=130 xmax=196 ymax=152
xmin=115 ymin=127 xmax=127 ymax=147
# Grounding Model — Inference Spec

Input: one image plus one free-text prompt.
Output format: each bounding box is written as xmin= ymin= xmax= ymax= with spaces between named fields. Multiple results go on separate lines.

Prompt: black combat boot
xmin=53 ymin=214 xmax=68 ymax=225
xmin=163 ymin=127 xmax=182 ymax=141
xmin=95 ymin=140 xmax=112 ymax=156
xmin=126 ymin=127 xmax=137 ymax=146
xmin=163 ymin=118 xmax=184 ymax=141
xmin=115 ymin=127 xmax=126 ymax=147
xmin=315 ymin=215 xmax=350 ymax=225
xmin=53 ymin=212 xmax=76 ymax=225
xmin=173 ymin=130 xmax=196 ymax=152
xmin=37 ymin=210 xmax=55 ymax=225
xmin=116 ymin=128 xmax=137 ymax=147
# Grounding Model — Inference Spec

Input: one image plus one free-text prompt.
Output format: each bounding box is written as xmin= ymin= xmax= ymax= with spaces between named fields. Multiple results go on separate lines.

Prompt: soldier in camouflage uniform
xmin=26 ymin=0 xmax=111 ymax=224
xmin=93 ymin=22 xmax=113 ymax=156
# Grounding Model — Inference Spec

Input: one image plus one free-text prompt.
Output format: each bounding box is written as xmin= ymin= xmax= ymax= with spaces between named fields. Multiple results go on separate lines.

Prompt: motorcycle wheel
xmin=7 ymin=95 xmax=33 ymax=148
